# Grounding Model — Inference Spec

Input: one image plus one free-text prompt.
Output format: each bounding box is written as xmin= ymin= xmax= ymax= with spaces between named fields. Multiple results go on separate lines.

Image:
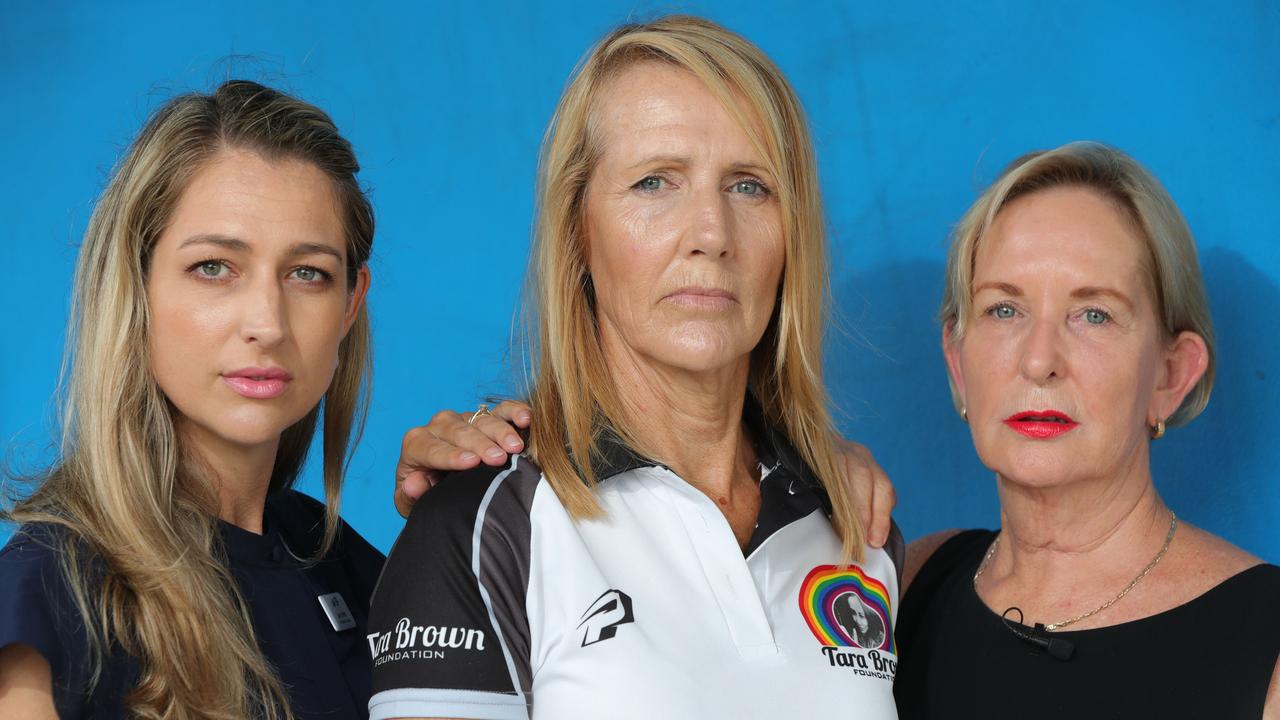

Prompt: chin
xmin=985 ymin=449 xmax=1088 ymax=489
xmin=653 ymin=327 xmax=754 ymax=372
xmin=215 ymin=405 xmax=312 ymax=446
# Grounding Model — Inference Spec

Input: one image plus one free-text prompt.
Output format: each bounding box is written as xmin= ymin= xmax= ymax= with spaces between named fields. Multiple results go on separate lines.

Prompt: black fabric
xmin=895 ymin=529 xmax=1280 ymax=719
xmin=367 ymin=457 xmax=540 ymax=699
xmin=0 ymin=490 xmax=384 ymax=719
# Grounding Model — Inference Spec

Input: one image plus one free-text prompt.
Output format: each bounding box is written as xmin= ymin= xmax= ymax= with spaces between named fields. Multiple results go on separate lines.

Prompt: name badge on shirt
xmin=317 ymin=592 xmax=356 ymax=632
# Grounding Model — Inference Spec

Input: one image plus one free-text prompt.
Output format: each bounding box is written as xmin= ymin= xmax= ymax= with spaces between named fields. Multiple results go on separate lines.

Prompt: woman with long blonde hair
xmin=0 ymin=80 xmax=383 ymax=719
xmin=367 ymin=16 xmax=902 ymax=720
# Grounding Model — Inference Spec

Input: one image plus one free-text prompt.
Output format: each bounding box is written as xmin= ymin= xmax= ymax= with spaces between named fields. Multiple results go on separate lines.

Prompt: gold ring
xmin=468 ymin=404 xmax=492 ymax=425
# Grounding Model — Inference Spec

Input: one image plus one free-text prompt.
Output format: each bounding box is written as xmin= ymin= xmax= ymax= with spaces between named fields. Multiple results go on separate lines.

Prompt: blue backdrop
xmin=2 ymin=1 xmax=1276 ymax=558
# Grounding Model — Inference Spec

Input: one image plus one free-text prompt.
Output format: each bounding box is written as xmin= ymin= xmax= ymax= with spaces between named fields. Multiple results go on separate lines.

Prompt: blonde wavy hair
xmin=4 ymin=80 xmax=373 ymax=719
xmin=524 ymin=15 xmax=865 ymax=560
xmin=940 ymin=141 xmax=1215 ymax=426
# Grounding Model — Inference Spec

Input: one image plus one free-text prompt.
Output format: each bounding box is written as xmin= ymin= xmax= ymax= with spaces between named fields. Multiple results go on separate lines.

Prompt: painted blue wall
xmin=2 ymin=1 xmax=1276 ymax=558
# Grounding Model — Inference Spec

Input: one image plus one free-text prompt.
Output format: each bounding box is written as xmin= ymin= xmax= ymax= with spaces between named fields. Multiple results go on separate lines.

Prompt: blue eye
xmin=990 ymin=304 xmax=1016 ymax=320
xmin=194 ymin=260 xmax=228 ymax=279
xmin=635 ymin=176 xmax=665 ymax=192
xmin=731 ymin=179 xmax=768 ymax=195
xmin=290 ymin=266 xmax=333 ymax=285
xmin=1084 ymin=309 xmax=1110 ymax=325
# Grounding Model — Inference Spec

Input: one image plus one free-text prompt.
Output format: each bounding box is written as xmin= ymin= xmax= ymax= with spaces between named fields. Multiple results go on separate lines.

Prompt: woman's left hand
xmin=834 ymin=438 xmax=896 ymax=548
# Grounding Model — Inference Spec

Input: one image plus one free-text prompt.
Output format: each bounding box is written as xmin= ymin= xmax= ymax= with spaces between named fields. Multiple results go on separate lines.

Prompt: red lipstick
xmin=222 ymin=367 xmax=292 ymax=399
xmin=1003 ymin=410 xmax=1079 ymax=440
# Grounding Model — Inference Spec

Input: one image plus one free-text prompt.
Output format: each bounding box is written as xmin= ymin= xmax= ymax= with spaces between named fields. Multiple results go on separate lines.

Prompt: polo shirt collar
xmin=587 ymin=393 xmax=833 ymax=514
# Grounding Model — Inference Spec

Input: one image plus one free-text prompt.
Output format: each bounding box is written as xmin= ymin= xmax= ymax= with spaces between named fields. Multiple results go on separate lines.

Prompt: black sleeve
xmin=884 ymin=519 xmax=907 ymax=590
xmin=366 ymin=455 xmax=539 ymax=720
xmin=0 ymin=524 xmax=96 ymax=717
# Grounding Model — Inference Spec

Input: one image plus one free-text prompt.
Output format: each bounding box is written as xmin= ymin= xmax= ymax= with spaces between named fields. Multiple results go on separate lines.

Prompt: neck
xmin=602 ymin=329 xmax=756 ymax=502
xmin=177 ymin=419 xmax=279 ymax=535
xmin=988 ymin=446 xmax=1170 ymax=594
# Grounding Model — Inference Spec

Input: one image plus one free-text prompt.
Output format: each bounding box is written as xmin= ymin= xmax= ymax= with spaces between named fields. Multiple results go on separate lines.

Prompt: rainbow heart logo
xmin=798 ymin=564 xmax=895 ymax=653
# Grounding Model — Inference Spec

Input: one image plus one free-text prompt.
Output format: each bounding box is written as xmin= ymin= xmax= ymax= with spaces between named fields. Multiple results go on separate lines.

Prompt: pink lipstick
xmin=222 ymin=367 xmax=292 ymax=399
xmin=1003 ymin=410 xmax=1079 ymax=440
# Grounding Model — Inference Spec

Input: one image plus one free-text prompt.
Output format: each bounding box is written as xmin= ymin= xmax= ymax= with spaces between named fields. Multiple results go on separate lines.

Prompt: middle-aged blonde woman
xmin=367 ymin=15 xmax=903 ymax=720
xmin=398 ymin=146 xmax=1280 ymax=716
xmin=891 ymin=142 xmax=1280 ymax=719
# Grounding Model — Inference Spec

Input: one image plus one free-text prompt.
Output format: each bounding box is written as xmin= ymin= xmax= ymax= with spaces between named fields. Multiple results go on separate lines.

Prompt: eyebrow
xmin=178 ymin=234 xmax=344 ymax=263
xmin=972 ymin=281 xmax=1022 ymax=296
xmin=1070 ymin=286 xmax=1134 ymax=310
xmin=626 ymin=154 xmax=691 ymax=171
xmin=973 ymin=281 xmax=1135 ymax=310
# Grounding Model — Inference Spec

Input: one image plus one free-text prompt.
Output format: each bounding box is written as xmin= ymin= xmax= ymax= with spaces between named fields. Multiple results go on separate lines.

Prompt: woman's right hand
xmin=392 ymin=401 xmax=532 ymax=517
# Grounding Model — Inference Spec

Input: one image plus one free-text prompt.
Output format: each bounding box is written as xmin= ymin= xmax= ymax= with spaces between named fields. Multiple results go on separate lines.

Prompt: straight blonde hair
xmin=4 ymin=81 xmax=374 ymax=719
xmin=940 ymin=141 xmax=1215 ymax=426
xmin=524 ymin=15 xmax=865 ymax=560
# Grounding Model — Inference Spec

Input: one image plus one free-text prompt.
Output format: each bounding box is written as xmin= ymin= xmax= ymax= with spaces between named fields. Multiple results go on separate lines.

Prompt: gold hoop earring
xmin=1151 ymin=419 xmax=1165 ymax=440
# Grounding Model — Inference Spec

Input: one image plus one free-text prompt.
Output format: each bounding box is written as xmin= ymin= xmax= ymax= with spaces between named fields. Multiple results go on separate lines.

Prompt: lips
xmin=1002 ymin=410 xmax=1079 ymax=440
xmin=222 ymin=367 xmax=292 ymax=400
xmin=663 ymin=286 xmax=737 ymax=310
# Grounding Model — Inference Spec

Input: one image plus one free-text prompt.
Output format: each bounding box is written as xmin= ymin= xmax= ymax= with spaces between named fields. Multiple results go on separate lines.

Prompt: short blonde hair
xmin=524 ymin=15 xmax=866 ymax=559
xmin=940 ymin=141 xmax=1215 ymax=426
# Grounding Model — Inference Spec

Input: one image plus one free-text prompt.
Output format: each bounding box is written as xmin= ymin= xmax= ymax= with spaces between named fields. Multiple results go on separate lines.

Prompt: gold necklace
xmin=972 ymin=511 xmax=1178 ymax=631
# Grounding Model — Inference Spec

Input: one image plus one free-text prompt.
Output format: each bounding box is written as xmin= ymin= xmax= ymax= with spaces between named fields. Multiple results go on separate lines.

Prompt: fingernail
xmin=460 ymin=452 xmax=478 ymax=462
xmin=518 ymin=411 xmax=531 ymax=422
xmin=485 ymin=448 xmax=506 ymax=460
xmin=504 ymin=436 xmax=522 ymax=450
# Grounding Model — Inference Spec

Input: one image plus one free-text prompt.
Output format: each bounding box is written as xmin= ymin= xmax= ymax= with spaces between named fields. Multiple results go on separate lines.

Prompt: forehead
xmin=165 ymin=149 xmax=345 ymax=250
xmin=591 ymin=61 xmax=766 ymax=162
xmin=976 ymin=186 xmax=1152 ymax=292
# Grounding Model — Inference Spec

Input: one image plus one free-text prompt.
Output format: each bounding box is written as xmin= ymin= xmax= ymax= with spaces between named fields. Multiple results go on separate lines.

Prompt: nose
xmin=1018 ymin=312 xmax=1070 ymax=384
xmin=237 ymin=276 xmax=288 ymax=348
xmin=1018 ymin=315 xmax=1065 ymax=385
xmin=686 ymin=183 xmax=733 ymax=258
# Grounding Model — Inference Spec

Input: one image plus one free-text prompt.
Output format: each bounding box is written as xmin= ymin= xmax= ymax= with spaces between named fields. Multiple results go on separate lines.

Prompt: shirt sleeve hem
xmin=368 ymin=688 xmax=529 ymax=720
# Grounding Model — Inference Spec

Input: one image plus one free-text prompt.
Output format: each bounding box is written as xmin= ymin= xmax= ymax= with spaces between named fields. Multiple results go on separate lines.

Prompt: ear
xmin=942 ymin=321 xmax=967 ymax=406
xmin=341 ymin=265 xmax=371 ymax=337
xmin=1149 ymin=330 xmax=1209 ymax=424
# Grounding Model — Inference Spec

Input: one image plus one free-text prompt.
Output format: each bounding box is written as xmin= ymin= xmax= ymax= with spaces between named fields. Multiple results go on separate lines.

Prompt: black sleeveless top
xmin=895 ymin=530 xmax=1280 ymax=719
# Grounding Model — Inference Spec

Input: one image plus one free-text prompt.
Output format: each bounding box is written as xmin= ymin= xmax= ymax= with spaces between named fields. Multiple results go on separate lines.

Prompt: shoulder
xmin=376 ymin=455 xmax=544 ymax=595
xmin=903 ymin=528 xmax=996 ymax=595
xmin=1154 ymin=522 xmax=1271 ymax=603
xmin=0 ymin=523 xmax=96 ymax=694
xmin=268 ymin=490 xmax=383 ymax=558
xmin=399 ymin=454 xmax=544 ymax=543
xmin=0 ymin=523 xmax=75 ymax=585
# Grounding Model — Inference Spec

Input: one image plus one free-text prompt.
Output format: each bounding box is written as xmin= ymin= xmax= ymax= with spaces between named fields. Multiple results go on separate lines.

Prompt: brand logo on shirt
xmin=366 ymin=617 xmax=487 ymax=666
xmin=799 ymin=565 xmax=896 ymax=680
xmin=578 ymin=589 xmax=635 ymax=647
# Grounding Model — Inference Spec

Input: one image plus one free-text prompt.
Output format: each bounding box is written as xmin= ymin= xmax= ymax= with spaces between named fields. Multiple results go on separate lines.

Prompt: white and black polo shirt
xmin=367 ymin=404 xmax=905 ymax=720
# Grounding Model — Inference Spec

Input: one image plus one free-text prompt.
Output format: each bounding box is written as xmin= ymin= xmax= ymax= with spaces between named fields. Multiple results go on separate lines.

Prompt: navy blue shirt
xmin=0 ymin=490 xmax=384 ymax=719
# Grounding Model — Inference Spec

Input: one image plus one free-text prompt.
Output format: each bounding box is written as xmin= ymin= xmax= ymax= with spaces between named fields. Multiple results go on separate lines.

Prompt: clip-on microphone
xmin=1001 ymin=607 xmax=1075 ymax=661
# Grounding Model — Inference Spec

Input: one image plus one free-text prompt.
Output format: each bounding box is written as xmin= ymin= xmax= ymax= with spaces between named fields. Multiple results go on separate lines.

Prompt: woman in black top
xmin=0 ymin=80 xmax=382 ymax=719
xmin=894 ymin=142 xmax=1279 ymax=718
